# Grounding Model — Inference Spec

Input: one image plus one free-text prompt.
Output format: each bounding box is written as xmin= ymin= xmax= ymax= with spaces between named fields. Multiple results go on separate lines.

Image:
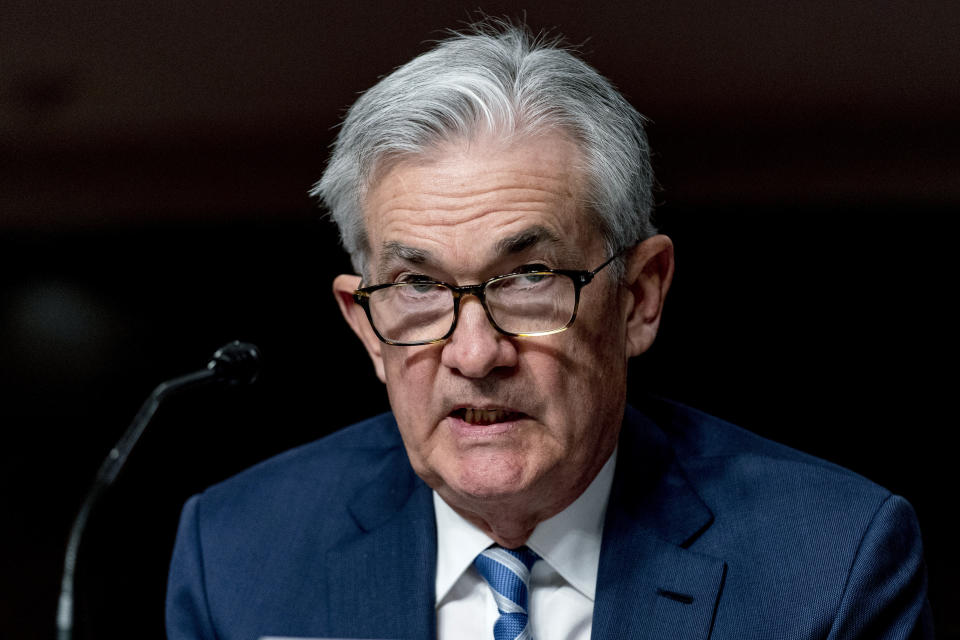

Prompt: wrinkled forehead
xmin=360 ymin=133 xmax=603 ymax=279
xmin=375 ymin=225 xmax=586 ymax=280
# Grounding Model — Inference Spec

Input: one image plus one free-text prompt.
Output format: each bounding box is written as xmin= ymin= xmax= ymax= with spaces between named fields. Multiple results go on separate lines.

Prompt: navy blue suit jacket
xmin=166 ymin=399 xmax=932 ymax=639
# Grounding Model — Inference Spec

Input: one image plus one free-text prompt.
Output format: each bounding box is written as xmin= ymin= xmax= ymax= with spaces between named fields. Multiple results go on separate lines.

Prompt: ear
xmin=622 ymin=235 xmax=675 ymax=357
xmin=333 ymin=274 xmax=386 ymax=383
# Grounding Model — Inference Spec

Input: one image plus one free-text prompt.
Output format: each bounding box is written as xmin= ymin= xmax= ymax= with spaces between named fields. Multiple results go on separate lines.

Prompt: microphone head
xmin=207 ymin=341 xmax=261 ymax=385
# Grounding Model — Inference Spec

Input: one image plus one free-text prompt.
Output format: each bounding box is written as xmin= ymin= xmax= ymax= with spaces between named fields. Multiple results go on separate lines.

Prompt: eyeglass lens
xmin=367 ymin=272 xmax=577 ymax=343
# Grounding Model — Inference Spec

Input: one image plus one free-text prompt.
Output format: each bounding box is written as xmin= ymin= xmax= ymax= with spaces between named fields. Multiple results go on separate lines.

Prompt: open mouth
xmin=451 ymin=408 xmax=525 ymax=425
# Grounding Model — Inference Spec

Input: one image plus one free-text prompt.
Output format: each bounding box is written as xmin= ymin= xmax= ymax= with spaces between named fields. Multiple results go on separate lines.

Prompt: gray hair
xmin=311 ymin=21 xmax=656 ymax=278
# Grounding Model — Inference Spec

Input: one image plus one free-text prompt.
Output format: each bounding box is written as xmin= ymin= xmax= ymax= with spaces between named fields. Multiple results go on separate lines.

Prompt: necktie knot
xmin=474 ymin=545 xmax=539 ymax=640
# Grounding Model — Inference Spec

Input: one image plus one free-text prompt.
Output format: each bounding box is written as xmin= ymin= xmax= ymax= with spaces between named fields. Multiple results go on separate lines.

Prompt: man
xmin=166 ymin=22 xmax=932 ymax=639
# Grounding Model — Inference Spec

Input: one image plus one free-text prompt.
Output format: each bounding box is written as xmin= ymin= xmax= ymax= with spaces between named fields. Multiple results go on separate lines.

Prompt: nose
xmin=440 ymin=297 xmax=518 ymax=378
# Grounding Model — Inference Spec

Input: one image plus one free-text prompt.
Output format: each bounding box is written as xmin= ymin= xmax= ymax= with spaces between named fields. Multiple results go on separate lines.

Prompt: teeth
xmin=462 ymin=408 xmax=512 ymax=425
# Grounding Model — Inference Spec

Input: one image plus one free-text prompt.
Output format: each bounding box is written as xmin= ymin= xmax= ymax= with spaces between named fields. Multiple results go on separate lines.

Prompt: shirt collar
xmin=434 ymin=448 xmax=617 ymax=605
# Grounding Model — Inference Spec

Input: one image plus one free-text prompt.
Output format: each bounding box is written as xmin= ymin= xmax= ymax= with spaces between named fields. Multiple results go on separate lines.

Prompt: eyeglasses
xmin=353 ymin=254 xmax=619 ymax=346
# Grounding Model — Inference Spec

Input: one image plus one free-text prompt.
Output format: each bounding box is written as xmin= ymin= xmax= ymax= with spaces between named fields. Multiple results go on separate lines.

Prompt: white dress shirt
xmin=434 ymin=449 xmax=617 ymax=640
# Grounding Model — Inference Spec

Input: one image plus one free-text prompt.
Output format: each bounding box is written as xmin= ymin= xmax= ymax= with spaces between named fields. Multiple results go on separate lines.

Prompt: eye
xmin=395 ymin=274 xmax=443 ymax=295
xmin=396 ymin=273 xmax=434 ymax=284
xmin=516 ymin=263 xmax=550 ymax=274
xmin=493 ymin=269 xmax=556 ymax=295
xmin=515 ymin=263 xmax=551 ymax=281
xmin=409 ymin=282 xmax=439 ymax=293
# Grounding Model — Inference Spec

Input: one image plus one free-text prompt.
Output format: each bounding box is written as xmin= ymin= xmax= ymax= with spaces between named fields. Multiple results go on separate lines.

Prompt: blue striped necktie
xmin=473 ymin=545 xmax=540 ymax=640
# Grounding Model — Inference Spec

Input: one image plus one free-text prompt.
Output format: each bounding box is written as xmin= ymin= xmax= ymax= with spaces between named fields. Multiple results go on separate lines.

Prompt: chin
xmin=445 ymin=450 xmax=537 ymax=501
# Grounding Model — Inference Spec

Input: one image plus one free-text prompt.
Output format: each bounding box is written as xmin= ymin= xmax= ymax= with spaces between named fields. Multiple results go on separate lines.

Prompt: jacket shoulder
xmin=632 ymin=397 xmax=883 ymax=492
xmin=208 ymin=412 xmax=400 ymax=490
xmin=167 ymin=412 xmax=424 ymax=639
xmin=627 ymin=398 xmax=931 ymax=637
xmin=192 ymin=412 xmax=405 ymax=540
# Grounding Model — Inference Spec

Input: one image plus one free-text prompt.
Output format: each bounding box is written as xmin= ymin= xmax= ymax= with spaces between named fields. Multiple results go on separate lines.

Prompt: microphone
xmin=208 ymin=340 xmax=261 ymax=386
xmin=56 ymin=341 xmax=261 ymax=640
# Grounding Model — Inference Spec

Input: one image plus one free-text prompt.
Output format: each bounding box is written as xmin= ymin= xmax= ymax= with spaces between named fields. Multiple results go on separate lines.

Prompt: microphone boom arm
xmin=56 ymin=341 xmax=259 ymax=640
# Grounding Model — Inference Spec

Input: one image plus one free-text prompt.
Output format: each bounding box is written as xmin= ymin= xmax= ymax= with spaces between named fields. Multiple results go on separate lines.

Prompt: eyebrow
xmin=375 ymin=242 xmax=432 ymax=281
xmin=375 ymin=225 xmax=569 ymax=281
xmin=495 ymin=226 xmax=563 ymax=256
xmin=381 ymin=241 xmax=431 ymax=265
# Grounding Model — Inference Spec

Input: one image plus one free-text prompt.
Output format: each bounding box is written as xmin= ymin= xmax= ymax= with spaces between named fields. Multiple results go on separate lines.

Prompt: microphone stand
xmin=56 ymin=341 xmax=260 ymax=640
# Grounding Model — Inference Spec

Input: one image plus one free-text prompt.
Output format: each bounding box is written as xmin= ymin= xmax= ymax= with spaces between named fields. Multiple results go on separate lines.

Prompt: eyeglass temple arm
xmin=579 ymin=252 xmax=621 ymax=284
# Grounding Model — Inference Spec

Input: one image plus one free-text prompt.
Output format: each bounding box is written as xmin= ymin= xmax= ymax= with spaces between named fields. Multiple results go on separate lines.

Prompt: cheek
xmin=549 ymin=319 xmax=628 ymax=432
xmin=382 ymin=347 xmax=441 ymax=439
xmin=383 ymin=346 xmax=435 ymax=392
xmin=567 ymin=311 xmax=625 ymax=373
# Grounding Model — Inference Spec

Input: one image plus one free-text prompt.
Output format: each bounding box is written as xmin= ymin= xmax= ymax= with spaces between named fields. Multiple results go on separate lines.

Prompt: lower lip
xmin=445 ymin=414 xmax=526 ymax=438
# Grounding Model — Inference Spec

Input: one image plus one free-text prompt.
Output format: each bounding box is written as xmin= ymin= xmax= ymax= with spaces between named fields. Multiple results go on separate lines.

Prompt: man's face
xmin=337 ymin=133 xmax=658 ymax=525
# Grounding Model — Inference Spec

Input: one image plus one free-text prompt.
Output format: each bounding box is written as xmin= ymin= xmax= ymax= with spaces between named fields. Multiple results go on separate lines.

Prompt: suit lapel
xmin=320 ymin=405 xmax=726 ymax=640
xmin=325 ymin=444 xmax=437 ymax=640
xmin=592 ymin=406 xmax=726 ymax=640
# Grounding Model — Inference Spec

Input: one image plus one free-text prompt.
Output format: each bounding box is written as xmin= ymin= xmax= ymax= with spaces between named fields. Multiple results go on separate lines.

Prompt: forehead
xmin=362 ymin=133 xmax=601 ymax=277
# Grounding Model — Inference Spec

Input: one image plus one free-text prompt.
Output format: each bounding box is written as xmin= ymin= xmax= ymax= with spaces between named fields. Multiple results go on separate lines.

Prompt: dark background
xmin=1 ymin=2 xmax=956 ymax=638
